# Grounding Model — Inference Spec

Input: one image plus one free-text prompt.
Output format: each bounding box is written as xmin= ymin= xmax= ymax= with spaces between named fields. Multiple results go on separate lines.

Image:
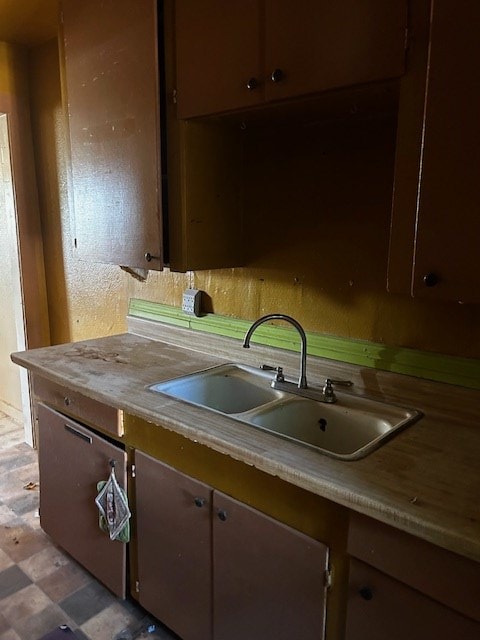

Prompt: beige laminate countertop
xmin=11 ymin=317 xmax=480 ymax=564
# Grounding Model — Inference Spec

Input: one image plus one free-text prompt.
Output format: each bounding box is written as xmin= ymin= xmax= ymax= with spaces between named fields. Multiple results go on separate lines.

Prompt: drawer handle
xmin=64 ymin=424 xmax=92 ymax=444
xmin=359 ymin=586 xmax=374 ymax=601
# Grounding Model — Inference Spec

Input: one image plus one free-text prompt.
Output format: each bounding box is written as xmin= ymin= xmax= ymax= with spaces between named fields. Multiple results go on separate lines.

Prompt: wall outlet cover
xmin=182 ymin=289 xmax=202 ymax=316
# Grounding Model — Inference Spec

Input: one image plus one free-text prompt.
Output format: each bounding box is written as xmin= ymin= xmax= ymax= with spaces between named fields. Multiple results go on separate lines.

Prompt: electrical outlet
xmin=182 ymin=289 xmax=202 ymax=316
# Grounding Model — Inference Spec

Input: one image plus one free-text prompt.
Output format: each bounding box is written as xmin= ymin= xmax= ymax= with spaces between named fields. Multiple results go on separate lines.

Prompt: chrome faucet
xmin=243 ymin=314 xmax=308 ymax=389
xmin=243 ymin=313 xmax=353 ymax=403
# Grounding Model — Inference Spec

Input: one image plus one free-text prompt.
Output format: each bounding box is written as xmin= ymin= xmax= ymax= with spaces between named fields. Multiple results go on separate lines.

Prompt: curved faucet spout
xmin=243 ymin=313 xmax=308 ymax=389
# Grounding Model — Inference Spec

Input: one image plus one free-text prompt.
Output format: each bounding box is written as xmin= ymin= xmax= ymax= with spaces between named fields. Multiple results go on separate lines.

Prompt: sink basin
xmin=148 ymin=363 xmax=285 ymax=414
xmin=148 ymin=363 xmax=421 ymax=460
xmin=242 ymin=395 xmax=421 ymax=460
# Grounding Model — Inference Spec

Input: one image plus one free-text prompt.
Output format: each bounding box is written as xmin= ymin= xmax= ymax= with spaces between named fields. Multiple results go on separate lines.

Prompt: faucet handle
xmin=327 ymin=378 xmax=353 ymax=388
xmin=260 ymin=364 xmax=285 ymax=382
xmin=323 ymin=378 xmax=353 ymax=402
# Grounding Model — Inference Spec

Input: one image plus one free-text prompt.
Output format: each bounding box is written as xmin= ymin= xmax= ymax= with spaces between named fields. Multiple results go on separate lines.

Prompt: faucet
xmin=243 ymin=314 xmax=308 ymax=389
xmin=243 ymin=313 xmax=353 ymax=402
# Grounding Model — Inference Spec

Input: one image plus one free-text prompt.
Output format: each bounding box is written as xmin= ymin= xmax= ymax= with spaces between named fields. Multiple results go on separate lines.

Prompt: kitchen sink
xmin=148 ymin=363 xmax=285 ymax=414
xmin=241 ymin=395 xmax=420 ymax=459
xmin=148 ymin=363 xmax=422 ymax=460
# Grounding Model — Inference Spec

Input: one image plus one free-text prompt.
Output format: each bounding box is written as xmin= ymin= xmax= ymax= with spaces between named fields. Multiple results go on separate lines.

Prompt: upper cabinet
xmin=61 ymin=0 xmax=245 ymax=273
xmin=175 ymin=0 xmax=408 ymax=119
xmin=389 ymin=0 xmax=480 ymax=303
xmin=61 ymin=0 xmax=164 ymax=271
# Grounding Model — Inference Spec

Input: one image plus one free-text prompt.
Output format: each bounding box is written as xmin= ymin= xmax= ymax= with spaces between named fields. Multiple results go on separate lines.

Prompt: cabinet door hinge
xmin=131 ymin=464 xmax=136 ymax=478
xmin=404 ymin=27 xmax=410 ymax=52
xmin=172 ymin=88 xmax=177 ymax=104
xmin=324 ymin=569 xmax=333 ymax=589
xmin=135 ymin=580 xmax=140 ymax=593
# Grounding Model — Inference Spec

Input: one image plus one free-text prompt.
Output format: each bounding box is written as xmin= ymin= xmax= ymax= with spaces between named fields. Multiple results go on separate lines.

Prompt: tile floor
xmin=0 ymin=410 xmax=179 ymax=640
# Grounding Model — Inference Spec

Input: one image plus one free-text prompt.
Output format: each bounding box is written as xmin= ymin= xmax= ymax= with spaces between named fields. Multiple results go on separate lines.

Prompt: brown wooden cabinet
xmin=346 ymin=513 xmax=480 ymax=640
xmin=388 ymin=0 xmax=480 ymax=303
xmin=213 ymin=491 xmax=329 ymax=640
xmin=175 ymin=0 xmax=407 ymax=119
xmin=61 ymin=0 xmax=164 ymax=271
xmin=134 ymin=451 xmax=329 ymax=640
xmin=135 ymin=450 xmax=212 ymax=640
xmin=61 ymin=0 xmax=245 ymax=273
xmin=37 ymin=403 xmax=128 ymax=598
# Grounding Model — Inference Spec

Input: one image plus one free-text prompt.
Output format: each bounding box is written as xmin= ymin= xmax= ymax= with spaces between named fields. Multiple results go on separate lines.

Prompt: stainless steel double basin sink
xmin=148 ymin=363 xmax=422 ymax=461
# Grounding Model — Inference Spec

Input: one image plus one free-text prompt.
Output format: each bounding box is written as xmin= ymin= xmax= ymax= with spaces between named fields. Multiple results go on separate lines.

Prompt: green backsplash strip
xmin=128 ymin=299 xmax=480 ymax=390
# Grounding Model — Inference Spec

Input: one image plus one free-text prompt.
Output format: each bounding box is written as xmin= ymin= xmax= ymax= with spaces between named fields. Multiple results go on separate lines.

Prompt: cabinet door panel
xmin=213 ymin=491 xmax=328 ymax=640
xmin=411 ymin=0 xmax=480 ymax=302
xmin=175 ymin=0 xmax=262 ymax=118
xmin=62 ymin=0 xmax=162 ymax=270
xmin=37 ymin=404 xmax=127 ymax=597
xmin=346 ymin=559 xmax=480 ymax=640
xmin=265 ymin=0 xmax=407 ymax=102
xmin=135 ymin=452 xmax=212 ymax=640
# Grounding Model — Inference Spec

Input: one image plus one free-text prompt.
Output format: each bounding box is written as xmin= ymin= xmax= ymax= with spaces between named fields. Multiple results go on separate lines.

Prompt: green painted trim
xmin=128 ymin=299 xmax=480 ymax=390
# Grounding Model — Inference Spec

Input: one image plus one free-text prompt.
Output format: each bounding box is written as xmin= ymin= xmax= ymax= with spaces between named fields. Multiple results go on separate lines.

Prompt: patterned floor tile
xmin=1 ymin=583 xmax=51 ymax=627
xmin=58 ymin=581 xmax=117 ymax=626
xmin=0 ymin=548 xmax=14 ymax=572
xmin=0 ymin=565 xmax=31 ymax=600
xmin=0 ymin=523 xmax=49 ymax=563
xmin=36 ymin=561 xmax=92 ymax=603
xmin=19 ymin=545 xmax=72 ymax=583
xmin=12 ymin=603 xmax=76 ymax=640
xmin=0 ymin=629 xmax=22 ymax=640
xmin=79 ymin=601 xmax=146 ymax=640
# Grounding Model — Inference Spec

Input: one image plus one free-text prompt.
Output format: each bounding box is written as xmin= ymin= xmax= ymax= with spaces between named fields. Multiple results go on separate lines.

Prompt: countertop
xmin=11 ymin=316 xmax=480 ymax=564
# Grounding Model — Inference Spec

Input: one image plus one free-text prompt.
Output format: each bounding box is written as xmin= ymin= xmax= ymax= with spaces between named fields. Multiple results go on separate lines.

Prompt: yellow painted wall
xmin=0 ymin=113 xmax=22 ymax=413
xmin=26 ymin=39 xmax=480 ymax=360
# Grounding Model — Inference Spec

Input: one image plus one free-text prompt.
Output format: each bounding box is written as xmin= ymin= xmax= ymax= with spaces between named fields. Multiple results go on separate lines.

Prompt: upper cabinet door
xmin=264 ymin=0 xmax=407 ymax=102
xmin=410 ymin=0 xmax=480 ymax=302
xmin=175 ymin=0 xmax=407 ymax=119
xmin=389 ymin=0 xmax=480 ymax=303
xmin=175 ymin=0 xmax=262 ymax=118
xmin=62 ymin=0 xmax=163 ymax=270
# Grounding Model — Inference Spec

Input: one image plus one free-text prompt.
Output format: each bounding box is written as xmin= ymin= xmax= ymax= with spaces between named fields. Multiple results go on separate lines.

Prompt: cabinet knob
xmin=144 ymin=252 xmax=161 ymax=263
xmin=194 ymin=497 xmax=206 ymax=508
xmin=217 ymin=509 xmax=228 ymax=522
xmin=270 ymin=68 xmax=284 ymax=83
xmin=423 ymin=272 xmax=440 ymax=287
xmin=246 ymin=77 xmax=258 ymax=90
xmin=64 ymin=396 xmax=71 ymax=407
xmin=359 ymin=586 xmax=374 ymax=601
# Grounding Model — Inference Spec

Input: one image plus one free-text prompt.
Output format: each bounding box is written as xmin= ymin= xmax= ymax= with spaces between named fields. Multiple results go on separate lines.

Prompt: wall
xmin=28 ymin=39 xmax=480 ymax=361
xmin=128 ymin=115 xmax=480 ymax=360
xmin=0 ymin=114 xmax=22 ymax=415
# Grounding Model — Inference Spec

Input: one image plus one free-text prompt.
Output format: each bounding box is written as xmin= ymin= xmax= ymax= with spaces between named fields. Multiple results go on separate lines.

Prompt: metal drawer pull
xmin=64 ymin=424 xmax=92 ymax=444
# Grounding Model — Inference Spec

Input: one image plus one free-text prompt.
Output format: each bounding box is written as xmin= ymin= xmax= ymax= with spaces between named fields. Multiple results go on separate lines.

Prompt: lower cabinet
xmin=346 ymin=513 xmax=480 ymax=640
xmin=135 ymin=451 xmax=329 ymax=640
xmin=37 ymin=403 xmax=128 ymax=597
xmin=346 ymin=559 xmax=480 ymax=640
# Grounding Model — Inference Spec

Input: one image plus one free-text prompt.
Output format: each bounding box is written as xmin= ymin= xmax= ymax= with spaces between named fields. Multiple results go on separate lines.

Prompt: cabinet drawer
xmin=348 ymin=512 xmax=480 ymax=623
xmin=33 ymin=376 xmax=123 ymax=437
xmin=346 ymin=559 xmax=480 ymax=640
